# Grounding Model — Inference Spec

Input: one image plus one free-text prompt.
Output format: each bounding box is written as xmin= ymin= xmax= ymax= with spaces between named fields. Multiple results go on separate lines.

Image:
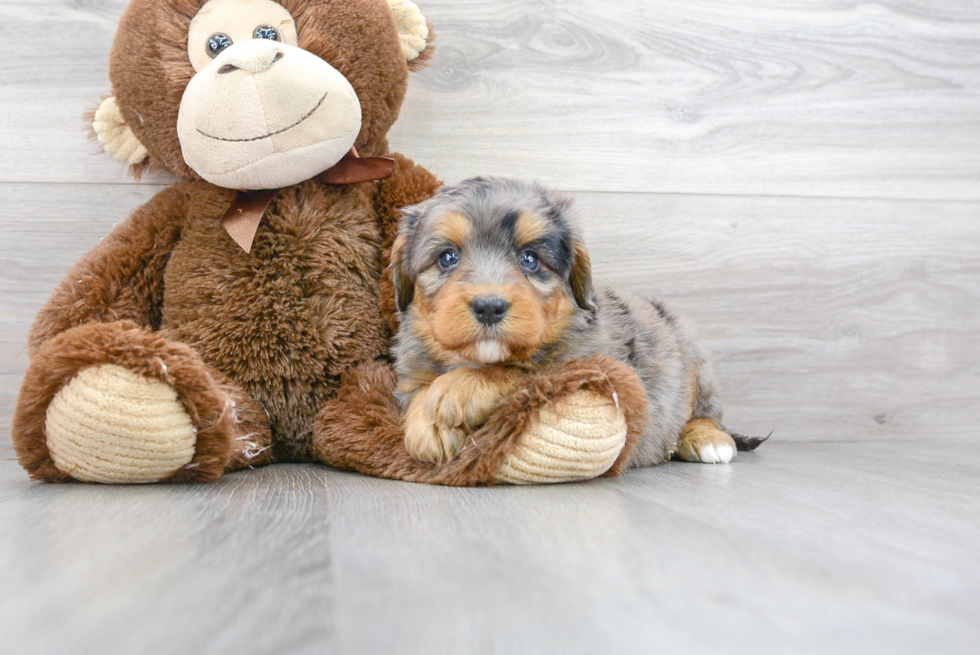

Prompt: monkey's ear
xmin=391 ymin=234 xmax=415 ymax=313
xmin=387 ymin=0 xmax=433 ymax=66
xmin=92 ymin=96 xmax=149 ymax=166
xmin=569 ymin=238 xmax=598 ymax=318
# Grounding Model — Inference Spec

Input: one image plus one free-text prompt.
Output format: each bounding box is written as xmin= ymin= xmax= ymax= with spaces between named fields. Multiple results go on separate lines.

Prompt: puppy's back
xmin=581 ymin=286 xmax=720 ymax=465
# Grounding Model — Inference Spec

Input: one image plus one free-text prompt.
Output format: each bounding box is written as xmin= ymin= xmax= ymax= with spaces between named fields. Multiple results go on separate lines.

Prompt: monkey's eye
xmin=206 ymin=33 xmax=233 ymax=58
xmin=254 ymin=25 xmax=280 ymax=41
xmin=519 ymin=251 xmax=540 ymax=272
xmin=438 ymin=249 xmax=459 ymax=270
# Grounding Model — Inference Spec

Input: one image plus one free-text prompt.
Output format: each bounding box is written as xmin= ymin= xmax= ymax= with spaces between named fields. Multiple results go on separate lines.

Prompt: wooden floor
xmin=1 ymin=1 xmax=979 ymax=653
xmin=1 ymin=441 xmax=978 ymax=654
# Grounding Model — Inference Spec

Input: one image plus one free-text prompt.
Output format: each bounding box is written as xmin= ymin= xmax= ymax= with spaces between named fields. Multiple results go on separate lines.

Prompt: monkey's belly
xmin=160 ymin=187 xmax=389 ymax=459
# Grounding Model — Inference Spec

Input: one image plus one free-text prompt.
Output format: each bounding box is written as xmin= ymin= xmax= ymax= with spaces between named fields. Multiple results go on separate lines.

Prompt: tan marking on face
xmin=430 ymin=278 xmax=486 ymax=350
xmin=535 ymin=286 xmax=575 ymax=351
xmin=408 ymin=282 xmax=459 ymax=366
xmin=431 ymin=278 xmax=548 ymax=362
xmin=493 ymin=281 xmax=548 ymax=359
xmin=514 ymin=212 xmax=550 ymax=248
xmin=411 ymin=280 xmax=435 ymax=317
xmin=434 ymin=211 xmax=472 ymax=246
xmin=421 ymin=267 xmax=584 ymax=365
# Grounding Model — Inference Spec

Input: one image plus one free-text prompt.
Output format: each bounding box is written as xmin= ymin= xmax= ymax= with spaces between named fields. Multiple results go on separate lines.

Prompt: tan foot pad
xmin=495 ymin=390 xmax=627 ymax=485
xmin=45 ymin=364 xmax=197 ymax=483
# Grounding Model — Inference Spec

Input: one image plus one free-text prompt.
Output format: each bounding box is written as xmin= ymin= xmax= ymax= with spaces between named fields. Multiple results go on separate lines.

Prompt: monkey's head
xmin=94 ymin=0 xmax=433 ymax=190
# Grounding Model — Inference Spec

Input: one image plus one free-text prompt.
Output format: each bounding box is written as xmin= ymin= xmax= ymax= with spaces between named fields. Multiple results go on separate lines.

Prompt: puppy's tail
xmin=729 ymin=430 xmax=772 ymax=452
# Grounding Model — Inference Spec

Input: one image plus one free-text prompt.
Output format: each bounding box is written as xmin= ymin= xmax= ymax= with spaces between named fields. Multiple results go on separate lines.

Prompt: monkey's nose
xmin=471 ymin=296 xmax=510 ymax=326
xmin=215 ymin=41 xmax=285 ymax=74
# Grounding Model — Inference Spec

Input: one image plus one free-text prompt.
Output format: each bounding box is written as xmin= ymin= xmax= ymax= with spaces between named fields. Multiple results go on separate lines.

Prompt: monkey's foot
xmin=13 ymin=321 xmax=234 ymax=483
xmin=45 ymin=364 xmax=197 ymax=483
xmin=495 ymin=390 xmax=627 ymax=484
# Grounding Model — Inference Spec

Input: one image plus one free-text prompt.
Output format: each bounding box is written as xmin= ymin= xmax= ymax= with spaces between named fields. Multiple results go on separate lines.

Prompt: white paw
xmin=676 ymin=424 xmax=737 ymax=465
xmin=697 ymin=442 xmax=734 ymax=464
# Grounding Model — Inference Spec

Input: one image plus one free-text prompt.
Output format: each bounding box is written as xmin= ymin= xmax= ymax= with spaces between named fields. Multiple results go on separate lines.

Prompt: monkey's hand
xmin=404 ymin=367 xmax=519 ymax=464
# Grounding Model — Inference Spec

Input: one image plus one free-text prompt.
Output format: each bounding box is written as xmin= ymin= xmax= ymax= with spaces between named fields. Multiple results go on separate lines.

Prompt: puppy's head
xmin=393 ymin=177 xmax=596 ymax=366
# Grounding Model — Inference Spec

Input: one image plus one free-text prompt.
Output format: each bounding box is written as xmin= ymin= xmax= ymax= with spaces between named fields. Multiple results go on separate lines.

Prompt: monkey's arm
xmin=373 ymin=153 xmax=442 ymax=329
xmin=28 ymin=185 xmax=188 ymax=355
xmin=313 ymin=356 xmax=649 ymax=486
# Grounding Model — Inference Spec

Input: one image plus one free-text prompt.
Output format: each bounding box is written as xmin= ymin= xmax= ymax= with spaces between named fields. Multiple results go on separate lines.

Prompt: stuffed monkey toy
xmin=12 ymin=0 xmax=649 ymax=485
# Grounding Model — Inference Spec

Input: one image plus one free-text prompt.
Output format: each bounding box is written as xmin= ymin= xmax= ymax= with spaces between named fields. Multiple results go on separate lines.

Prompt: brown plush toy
xmin=12 ymin=0 xmax=650 ymax=486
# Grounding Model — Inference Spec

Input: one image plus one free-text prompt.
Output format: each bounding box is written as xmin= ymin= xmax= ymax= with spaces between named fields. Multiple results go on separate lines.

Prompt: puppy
xmin=391 ymin=177 xmax=742 ymax=468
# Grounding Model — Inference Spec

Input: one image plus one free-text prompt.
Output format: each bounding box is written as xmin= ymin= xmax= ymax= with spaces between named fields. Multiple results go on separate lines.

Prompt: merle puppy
xmin=391 ymin=177 xmax=746 ymax=467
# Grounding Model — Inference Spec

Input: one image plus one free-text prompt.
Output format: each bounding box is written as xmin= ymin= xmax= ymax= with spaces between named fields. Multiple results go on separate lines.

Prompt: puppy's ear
xmin=569 ymin=237 xmax=597 ymax=317
xmin=393 ymin=205 xmax=425 ymax=313
xmin=391 ymin=233 xmax=414 ymax=313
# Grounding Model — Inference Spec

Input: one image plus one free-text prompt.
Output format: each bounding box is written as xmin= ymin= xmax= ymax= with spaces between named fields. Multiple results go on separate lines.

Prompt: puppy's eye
xmin=438 ymin=249 xmax=459 ymax=270
xmin=519 ymin=251 xmax=540 ymax=272
xmin=253 ymin=26 xmax=280 ymax=41
xmin=207 ymin=33 xmax=234 ymax=58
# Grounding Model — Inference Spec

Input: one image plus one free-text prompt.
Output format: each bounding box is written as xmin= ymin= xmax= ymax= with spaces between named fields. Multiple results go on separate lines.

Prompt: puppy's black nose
xmin=471 ymin=296 xmax=509 ymax=326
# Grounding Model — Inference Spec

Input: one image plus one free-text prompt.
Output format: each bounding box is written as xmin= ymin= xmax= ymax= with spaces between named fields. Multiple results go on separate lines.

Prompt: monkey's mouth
xmin=196 ymin=91 xmax=329 ymax=143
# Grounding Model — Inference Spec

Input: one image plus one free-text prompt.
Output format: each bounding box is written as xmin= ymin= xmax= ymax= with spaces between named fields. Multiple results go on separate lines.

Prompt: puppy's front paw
xmin=676 ymin=419 xmax=736 ymax=464
xmin=403 ymin=390 xmax=466 ymax=465
xmin=403 ymin=368 xmax=517 ymax=464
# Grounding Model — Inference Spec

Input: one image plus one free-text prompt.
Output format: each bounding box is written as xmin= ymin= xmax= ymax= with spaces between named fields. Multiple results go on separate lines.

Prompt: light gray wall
xmin=2 ymin=0 xmax=978 ymax=443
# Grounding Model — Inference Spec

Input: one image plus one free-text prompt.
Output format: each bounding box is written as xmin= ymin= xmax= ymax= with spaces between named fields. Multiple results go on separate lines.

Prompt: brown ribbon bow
xmin=220 ymin=147 xmax=395 ymax=253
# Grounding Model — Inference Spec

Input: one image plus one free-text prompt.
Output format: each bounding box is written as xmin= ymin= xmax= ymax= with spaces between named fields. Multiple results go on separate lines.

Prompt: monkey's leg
xmin=12 ymin=321 xmax=272 ymax=483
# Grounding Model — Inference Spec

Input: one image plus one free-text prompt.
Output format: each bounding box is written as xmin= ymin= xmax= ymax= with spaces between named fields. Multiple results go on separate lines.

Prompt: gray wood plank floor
xmin=1 ymin=441 xmax=977 ymax=654
xmin=1 ymin=1 xmax=979 ymax=653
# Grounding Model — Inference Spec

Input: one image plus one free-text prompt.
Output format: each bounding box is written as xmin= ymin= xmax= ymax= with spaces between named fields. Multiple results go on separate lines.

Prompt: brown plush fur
xmin=13 ymin=0 xmax=650 ymax=485
xmin=160 ymin=180 xmax=392 ymax=461
xmin=15 ymin=151 xmax=440 ymax=480
xmin=13 ymin=321 xmax=234 ymax=483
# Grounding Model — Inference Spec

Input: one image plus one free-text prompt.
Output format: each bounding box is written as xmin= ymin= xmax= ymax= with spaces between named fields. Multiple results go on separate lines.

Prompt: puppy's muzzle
xmin=470 ymin=295 xmax=509 ymax=326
